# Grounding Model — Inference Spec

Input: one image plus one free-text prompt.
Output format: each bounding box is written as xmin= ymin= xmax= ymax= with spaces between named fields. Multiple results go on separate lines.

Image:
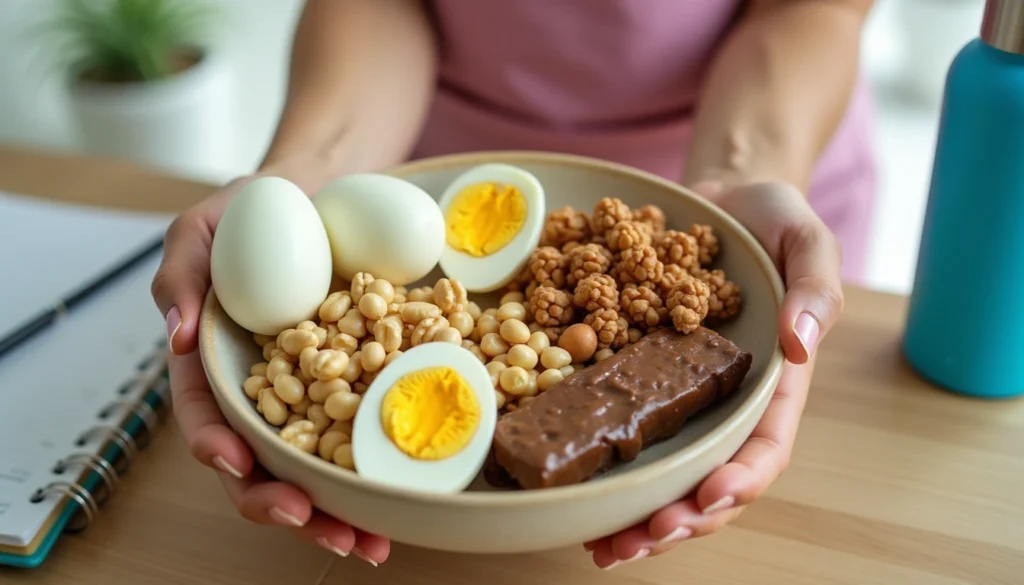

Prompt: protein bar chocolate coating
xmin=489 ymin=326 xmax=753 ymax=489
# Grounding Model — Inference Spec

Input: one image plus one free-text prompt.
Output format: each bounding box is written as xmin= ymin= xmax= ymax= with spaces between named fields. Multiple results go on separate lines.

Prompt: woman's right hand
xmin=150 ymin=174 xmax=390 ymax=566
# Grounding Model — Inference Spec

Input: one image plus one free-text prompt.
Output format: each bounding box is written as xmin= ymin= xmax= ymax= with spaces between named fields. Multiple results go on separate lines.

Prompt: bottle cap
xmin=981 ymin=0 xmax=1024 ymax=54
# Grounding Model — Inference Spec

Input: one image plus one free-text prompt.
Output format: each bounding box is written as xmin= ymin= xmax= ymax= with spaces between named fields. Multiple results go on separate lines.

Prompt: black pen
xmin=0 ymin=237 xmax=165 ymax=360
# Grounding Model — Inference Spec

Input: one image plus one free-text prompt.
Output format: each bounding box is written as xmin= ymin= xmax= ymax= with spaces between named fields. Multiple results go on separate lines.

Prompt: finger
xmin=647 ymin=497 xmax=745 ymax=545
xmin=169 ymin=352 xmax=254 ymax=478
xmin=692 ymin=361 xmax=812 ymax=513
xmin=216 ymin=468 xmax=313 ymax=527
xmin=351 ymin=528 xmax=392 ymax=566
xmin=609 ymin=521 xmax=655 ymax=561
xmin=648 ymin=507 xmax=745 ymax=557
xmin=778 ymin=221 xmax=844 ymax=364
xmin=288 ymin=511 xmax=358 ymax=557
xmin=151 ymin=209 xmax=216 ymax=355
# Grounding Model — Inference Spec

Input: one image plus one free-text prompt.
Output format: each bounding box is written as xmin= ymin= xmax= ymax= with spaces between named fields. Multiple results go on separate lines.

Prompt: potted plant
xmin=38 ymin=0 xmax=232 ymax=177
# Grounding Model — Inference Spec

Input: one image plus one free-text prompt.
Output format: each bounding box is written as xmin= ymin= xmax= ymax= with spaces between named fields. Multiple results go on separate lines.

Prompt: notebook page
xmin=0 ymin=190 xmax=172 ymax=342
xmin=0 ymin=252 xmax=165 ymax=546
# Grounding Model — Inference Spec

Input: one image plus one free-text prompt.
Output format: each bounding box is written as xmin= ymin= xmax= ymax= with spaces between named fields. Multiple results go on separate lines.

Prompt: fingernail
xmin=352 ymin=548 xmax=378 ymax=567
xmin=702 ymin=495 xmax=735 ymax=515
xmin=166 ymin=306 xmax=182 ymax=354
xmin=316 ymin=536 xmax=349 ymax=558
xmin=213 ymin=456 xmax=243 ymax=479
xmin=603 ymin=548 xmax=650 ymax=570
xmin=657 ymin=526 xmax=692 ymax=545
xmin=794 ymin=312 xmax=820 ymax=356
xmin=269 ymin=507 xmax=304 ymax=527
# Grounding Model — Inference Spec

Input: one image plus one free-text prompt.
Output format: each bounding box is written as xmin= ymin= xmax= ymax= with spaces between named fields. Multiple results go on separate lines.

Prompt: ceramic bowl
xmin=199 ymin=151 xmax=785 ymax=554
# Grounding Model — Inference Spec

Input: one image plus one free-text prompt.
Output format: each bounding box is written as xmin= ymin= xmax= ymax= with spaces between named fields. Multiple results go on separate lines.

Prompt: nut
xmin=401 ymin=301 xmax=442 ymax=324
xmin=350 ymin=272 xmax=375 ymax=303
xmin=655 ymin=230 xmax=700 ymax=270
xmin=311 ymin=349 xmax=349 ymax=382
xmin=619 ymin=283 xmax=667 ymax=328
xmin=307 ymin=403 xmax=332 ymax=434
xmin=689 ymin=224 xmax=720 ymax=266
xmin=692 ymin=268 xmax=742 ymax=322
xmin=659 ymin=263 xmax=689 ymax=296
xmin=433 ymin=278 xmax=468 ymax=314
xmin=358 ymin=292 xmax=388 ymax=320
xmin=448 ymin=311 xmax=475 ymax=338
xmin=279 ymin=420 xmax=318 ymax=454
xmin=613 ymin=244 xmax=664 ymax=286
xmin=565 ymin=243 xmax=613 ymax=287
xmin=590 ymin=197 xmax=632 ymax=235
xmin=337 ymin=308 xmax=368 ymax=338
xmin=605 ymin=220 xmax=652 ymax=252
xmin=411 ymin=316 xmax=450 ymax=346
xmin=405 ymin=286 xmax=434 ymax=303
xmin=329 ymin=332 xmax=359 ymax=355
xmin=632 ymin=204 xmax=666 ymax=234
xmin=583 ymin=308 xmax=628 ymax=350
xmin=373 ymin=316 xmax=404 ymax=353
xmin=527 ymin=246 xmax=567 ymax=289
xmin=365 ymin=279 xmax=395 ymax=304
xmin=541 ymin=206 xmax=591 ymax=247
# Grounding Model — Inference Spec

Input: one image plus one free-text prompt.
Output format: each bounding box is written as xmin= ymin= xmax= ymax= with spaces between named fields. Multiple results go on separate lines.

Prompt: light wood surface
xmin=1 ymin=145 xmax=1022 ymax=584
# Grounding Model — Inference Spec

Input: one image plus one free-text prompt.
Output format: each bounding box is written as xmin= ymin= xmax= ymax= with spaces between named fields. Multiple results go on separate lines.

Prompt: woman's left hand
xmin=585 ymin=180 xmax=845 ymax=570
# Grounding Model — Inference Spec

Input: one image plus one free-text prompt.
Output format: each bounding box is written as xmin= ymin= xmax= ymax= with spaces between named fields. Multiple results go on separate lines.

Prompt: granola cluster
xmin=506 ymin=196 xmax=742 ymax=361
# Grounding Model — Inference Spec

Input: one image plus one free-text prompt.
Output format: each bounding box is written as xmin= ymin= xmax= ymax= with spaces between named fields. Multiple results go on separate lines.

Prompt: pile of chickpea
xmin=241 ymin=272 xmax=608 ymax=469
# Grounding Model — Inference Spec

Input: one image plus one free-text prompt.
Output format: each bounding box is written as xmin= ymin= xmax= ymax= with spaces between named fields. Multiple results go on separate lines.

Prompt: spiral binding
xmin=26 ymin=341 xmax=169 ymax=535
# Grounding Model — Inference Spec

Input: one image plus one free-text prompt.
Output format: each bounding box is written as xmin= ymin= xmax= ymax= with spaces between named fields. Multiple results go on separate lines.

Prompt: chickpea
xmin=311 ymin=350 xmax=349 ymax=382
xmin=325 ymin=391 xmax=361 ymax=421
xmin=341 ymin=352 xmax=363 ymax=383
xmin=285 ymin=413 xmax=305 ymax=426
xmin=258 ymin=388 xmax=289 ymax=426
xmin=276 ymin=328 xmax=296 ymax=349
xmin=366 ymin=279 xmax=395 ymax=304
xmin=319 ymin=291 xmax=353 ymax=322
xmin=279 ymin=420 xmax=318 ymax=454
xmin=499 ymin=366 xmax=530 ymax=396
xmin=253 ymin=333 xmax=275 ymax=347
xmin=499 ymin=319 xmax=531 ymax=345
xmin=435 ymin=327 xmax=463 ymax=345
xmin=295 ymin=370 xmax=315 ymax=387
xmin=333 ymin=443 xmax=356 ymax=470
xmin=337 ymin=308 xmax=368 ymax=338
xmin=507 ymin=344 xmax=539 ymax=370
xmin=306 ymin=403 xmax=332 ymax=434
xmin=406 ymin=286 xmax=434 ymax=303
xmin=358 ymin=292 xmax=388 ymax=321
xmin=401 ymin=301 xmax=442 ymax=325
xmin=384 ymin=350 xmax=403 ymax=366
xmin=330 ymin=332 xmax=359 ymax=356
xmin=524 ymin=370 xmax=539 ymax=397
xmin=262 ymin=341 xmax=276 ymax=362
xmin=318 ymin=430 xmax=351 ymax=461
xmin=273 ymin=374 xmax=306 ymax=405
xmin=308 ymin=378 xmax=351 ymax=403
xmin=558 ymin=365 xmax=576 ymax=379
xmin=352 ymin=382 xmax=369 ymax=394
xmin=500 ymin=291 xmax=525 ymax=305
xmin=266 ymin=355 xmax=293 ymax=384
xmin=467 ymin=344 xmax=487 ymax=364
xmin=250 ymin=362 xmax=269 ymax=377
xmin=360 ymin=369 xmax=378 ymax=385
xmin=529 ymin=322 xmax=543 ymax=334
xmin=399 ymin=336 xmax=413 ymax=352
xmin=497 ymin=302 xmax=527 ymax=322
xmin=485 ymin=361 xmax=507 ymax=388
xmin=483 ymin=307 xmax=499 ymax=318
xmin=537 ymin=368 xmax=564 ymax=391
xmin=527 ymin=331 xmax=550 ymax=355
xmin=491 ymin=353 xmax=510 ymax=366
xmin=292 ymin=396 xmax=313 ymax=416
xmin=324 ymin=323 xmax=340 ymax=343
xmin=328 ymin=419 xmax=353 ymax=436
xmin=540 ymin=346 xmax=572 ymax=370
xmin=361 ymin=341 xmax=386 ymax=373
xmin=243 ymin=375 xmax=269 ymax=400
xmin=595 ymin=348 xmax=615 ymax=361
xmin=299 ymin=346 xmax=319 ymax=379
xmin=466 ymin=301 xmax=483 ymax=320
xmin=519 ymin=396 xmax=536 ymax=408
xmin=448 ymin=311 xmax=475 ymax=338
xmin=480 ymin=333 xmax=510 ymax=358
xmin=494 ymin=389 xmax=507 ymax=410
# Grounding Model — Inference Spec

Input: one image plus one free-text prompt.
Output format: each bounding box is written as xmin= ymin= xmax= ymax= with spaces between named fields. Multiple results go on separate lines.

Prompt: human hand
xmin=150 ymin=174 xmax=390 ymax=566
xmin=585 ymin=180 xmax=844 ymax=569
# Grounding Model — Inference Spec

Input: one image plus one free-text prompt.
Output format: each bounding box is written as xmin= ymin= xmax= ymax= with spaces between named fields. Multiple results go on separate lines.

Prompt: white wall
xmin=0 ymin=0 xmax=989 ymax=294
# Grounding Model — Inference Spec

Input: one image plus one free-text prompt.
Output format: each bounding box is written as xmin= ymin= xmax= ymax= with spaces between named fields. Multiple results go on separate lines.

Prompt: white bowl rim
xmin=200 ymin=149 xmax=786 ymax=509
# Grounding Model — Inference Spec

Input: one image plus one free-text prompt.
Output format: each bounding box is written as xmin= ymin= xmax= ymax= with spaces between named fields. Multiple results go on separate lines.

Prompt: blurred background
xmin=0 ymin=0 xmax=988 ymax=295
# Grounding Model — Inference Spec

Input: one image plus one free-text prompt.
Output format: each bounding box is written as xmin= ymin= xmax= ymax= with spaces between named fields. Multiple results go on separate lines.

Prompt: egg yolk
xmin=444 ymin=182 xmax=527 ymax=257
xmin=380 ymin=366 xmax=480 ymax=460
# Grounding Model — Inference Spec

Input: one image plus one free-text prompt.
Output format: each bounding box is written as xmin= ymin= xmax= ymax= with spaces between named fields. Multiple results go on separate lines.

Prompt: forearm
xmin=259 ymin=0 xmax=439 ymax=192
xmin=682 ymin=0 xmax=873 ymax=193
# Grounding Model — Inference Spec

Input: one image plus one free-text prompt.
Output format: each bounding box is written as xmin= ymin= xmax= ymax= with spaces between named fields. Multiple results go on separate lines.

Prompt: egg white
xmin=351 ymin=342 xmax=497 ymax=494
xmin=437 ymin=163 xmax=546 ymax=293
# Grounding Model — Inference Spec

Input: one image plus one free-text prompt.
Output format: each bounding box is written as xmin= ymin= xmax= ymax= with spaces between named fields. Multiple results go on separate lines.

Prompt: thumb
xmin=777 ymin=220 xmax=844 ymax=364
xmin=151 ymin=209 xmax=215 ymax=356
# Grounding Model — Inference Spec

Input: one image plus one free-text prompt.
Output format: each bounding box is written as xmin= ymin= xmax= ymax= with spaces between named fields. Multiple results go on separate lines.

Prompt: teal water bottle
xmin=903 ymin=0 xmax=1024 ymax=399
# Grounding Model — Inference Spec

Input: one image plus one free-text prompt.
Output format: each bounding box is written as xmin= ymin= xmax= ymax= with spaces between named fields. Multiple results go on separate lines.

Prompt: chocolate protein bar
xmin=489 ymin=326 xmax=752 ymax=489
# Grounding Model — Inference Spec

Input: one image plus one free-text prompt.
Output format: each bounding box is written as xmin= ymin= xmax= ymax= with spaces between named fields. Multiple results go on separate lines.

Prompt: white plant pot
xmin=65 ymin=49 xmax=233 ymax=178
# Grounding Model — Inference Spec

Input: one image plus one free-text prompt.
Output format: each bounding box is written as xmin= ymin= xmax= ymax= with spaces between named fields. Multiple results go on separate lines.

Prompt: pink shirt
xmin=412 ymin=0 xmax=876 ymax=283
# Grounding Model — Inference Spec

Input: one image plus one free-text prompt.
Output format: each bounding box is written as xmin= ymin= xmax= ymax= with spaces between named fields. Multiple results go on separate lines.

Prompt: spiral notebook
xmin=0 ymin=191 xmax=173 ymax=568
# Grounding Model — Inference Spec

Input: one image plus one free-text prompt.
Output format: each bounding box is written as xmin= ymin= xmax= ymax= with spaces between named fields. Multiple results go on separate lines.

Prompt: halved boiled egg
xmin=351 ymin=342 xmax=496 ymax=494
xmin=437 ymin=163 xmax=545 ymax=293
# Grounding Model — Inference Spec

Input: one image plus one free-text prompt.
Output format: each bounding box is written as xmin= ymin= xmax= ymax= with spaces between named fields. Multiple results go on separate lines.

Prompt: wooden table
xmin=2 ymin=145 xmax=1022 ymax=585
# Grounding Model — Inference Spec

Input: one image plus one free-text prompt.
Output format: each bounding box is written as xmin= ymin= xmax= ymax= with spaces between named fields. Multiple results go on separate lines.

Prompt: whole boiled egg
xmin=437 ymin=164 xmax=545 ymax=293
xmin=210 ymin=176 xmax=333 ymax=335
xmin=313 ymin=174 xmax=446 ymax=286
xmin=351 ymin=342 xmax=496 ymax=494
